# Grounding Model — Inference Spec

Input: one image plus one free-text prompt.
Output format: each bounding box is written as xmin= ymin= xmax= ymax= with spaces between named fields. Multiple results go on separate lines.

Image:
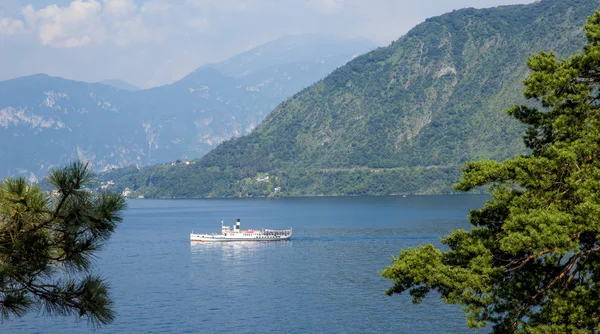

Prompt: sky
xmin=0 ymin=0 xmax=535 ymax=89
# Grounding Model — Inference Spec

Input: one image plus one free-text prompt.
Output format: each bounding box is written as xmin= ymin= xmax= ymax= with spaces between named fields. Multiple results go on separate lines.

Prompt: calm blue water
xmin=5 ymin=195 xmax=490 ymax=333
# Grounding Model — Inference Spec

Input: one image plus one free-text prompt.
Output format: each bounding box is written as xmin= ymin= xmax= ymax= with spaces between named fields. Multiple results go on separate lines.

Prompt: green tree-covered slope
xmin=104 ymin=0 xmax=600 ymax=198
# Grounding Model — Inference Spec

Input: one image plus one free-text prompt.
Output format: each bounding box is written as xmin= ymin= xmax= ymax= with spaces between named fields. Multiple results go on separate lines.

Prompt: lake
xmin=5 ymin=195 xmax=490 ymax=333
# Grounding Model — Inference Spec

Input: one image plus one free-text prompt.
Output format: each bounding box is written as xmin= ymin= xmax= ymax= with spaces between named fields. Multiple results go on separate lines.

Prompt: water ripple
xmin=5 ymin=195 xmax=488 ymax=333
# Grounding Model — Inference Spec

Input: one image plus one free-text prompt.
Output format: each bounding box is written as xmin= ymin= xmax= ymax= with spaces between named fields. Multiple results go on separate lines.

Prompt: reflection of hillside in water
xmin=190 ymin=240 xmax=292 ymax=264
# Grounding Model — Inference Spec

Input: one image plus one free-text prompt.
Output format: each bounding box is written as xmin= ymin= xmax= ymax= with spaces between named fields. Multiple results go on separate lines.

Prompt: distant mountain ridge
xmin=202 ymin=34 xmax=373 ymax=77
xmin=97 ymin=79 xmax=139 ymax=91
xmin=0 ymin=34 xmax=375 ymax=180
xmin=102 ymin=0 xmax=600 ymax=198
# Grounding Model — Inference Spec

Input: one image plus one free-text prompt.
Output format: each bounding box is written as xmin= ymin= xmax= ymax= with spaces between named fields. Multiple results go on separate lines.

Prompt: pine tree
xmin=0 ymin=161 xmax=126 ymax=326
xmin=381 ymin=11 xmax=600 ymax=333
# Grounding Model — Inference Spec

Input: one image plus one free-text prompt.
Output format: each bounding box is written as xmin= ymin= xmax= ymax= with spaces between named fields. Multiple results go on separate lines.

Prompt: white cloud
xmin=20 ymin=1 xmax=105 ymax=47
xmin=185 ymin=0 xmax=248 ymax=11
xmin=5 ymin=0 xmax=181 ymax=47
xmin=140 ymin=0 xmax=172 ymax=14
xmin=60 ymin=35 xmax=92 ymax=47
xmin=102 ymin=0 xmax=136 ymax=16
xmin=0 ymin=17 xmax=25 ymax=36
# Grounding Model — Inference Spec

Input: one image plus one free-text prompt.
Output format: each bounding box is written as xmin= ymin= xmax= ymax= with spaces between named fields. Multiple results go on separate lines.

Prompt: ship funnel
xmin=235 ymin=218 xmax=241 ymax=231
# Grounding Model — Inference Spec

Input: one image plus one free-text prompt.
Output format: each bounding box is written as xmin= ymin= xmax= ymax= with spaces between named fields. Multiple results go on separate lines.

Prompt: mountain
xmin=97 ymin=79 xmax=139 ymax=91
xmin=102 ymin=0 xmax=599 ymax=198
xmin=197 ymin=34 xmax=374 ymax=103
xmin=0 ymin=74 xmax=138 ymax=183
xmin=203 ymin=34 xmax=375 ymax=78
xmin=0 ymin=34 xmax=375 ymax=180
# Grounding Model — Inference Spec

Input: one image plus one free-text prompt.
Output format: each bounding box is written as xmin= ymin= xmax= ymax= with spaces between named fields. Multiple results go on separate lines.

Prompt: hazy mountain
xmin=203 ymin=34 xmax=375 ymax=78
xmin=102 ymin=0 xmax=600 ymax=198
xmin=0 ymin=74 xmax=138 ymax=182
xmin=0 ymin=34 xmax=375 ymax=180
xmin=97 ymin=79 xmax=139 ymax=91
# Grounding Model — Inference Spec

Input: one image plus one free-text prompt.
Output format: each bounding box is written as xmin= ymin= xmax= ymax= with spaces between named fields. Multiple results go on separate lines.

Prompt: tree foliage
xmin=0 ymin=161 xmax=126 ymax=327
xmin=381 ymin=11 xmax=600 ymax=333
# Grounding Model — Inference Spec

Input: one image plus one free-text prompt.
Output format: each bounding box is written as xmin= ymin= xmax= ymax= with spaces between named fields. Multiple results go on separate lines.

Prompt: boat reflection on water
xmin=190 ymin=238 xmax=292 ymax=263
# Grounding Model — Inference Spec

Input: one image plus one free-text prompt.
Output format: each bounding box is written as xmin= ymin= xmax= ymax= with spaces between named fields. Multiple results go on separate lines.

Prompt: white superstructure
xmin=190 ymin=219 xmax=292 ymax=242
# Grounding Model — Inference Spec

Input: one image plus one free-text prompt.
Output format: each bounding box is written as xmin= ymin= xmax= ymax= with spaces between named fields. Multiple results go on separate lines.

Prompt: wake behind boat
xmin=190 ymin=219 xmax=292 ymax=242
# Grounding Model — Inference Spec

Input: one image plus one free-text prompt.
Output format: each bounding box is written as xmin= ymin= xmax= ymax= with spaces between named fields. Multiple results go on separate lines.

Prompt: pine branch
xmin=505 ymin=248 xmax=555 ymax=272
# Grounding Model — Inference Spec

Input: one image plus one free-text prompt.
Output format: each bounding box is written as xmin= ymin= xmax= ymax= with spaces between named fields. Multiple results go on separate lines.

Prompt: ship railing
xmin=264 ymin=229 xmax=292 ymax=236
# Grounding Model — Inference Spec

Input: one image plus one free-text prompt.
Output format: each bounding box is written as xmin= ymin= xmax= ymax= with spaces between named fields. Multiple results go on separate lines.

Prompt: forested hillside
xmin=103 ymin=0 xmax=599 ymax=198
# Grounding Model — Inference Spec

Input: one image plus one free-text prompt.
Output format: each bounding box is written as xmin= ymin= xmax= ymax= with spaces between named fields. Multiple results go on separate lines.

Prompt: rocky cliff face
xmin=0 ymin=75 xmax=140 ymax=181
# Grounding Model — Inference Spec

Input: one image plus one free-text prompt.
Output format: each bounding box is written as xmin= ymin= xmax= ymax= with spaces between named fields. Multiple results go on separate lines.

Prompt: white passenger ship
xmin=190 ymin=219 xmax=292 ymax=242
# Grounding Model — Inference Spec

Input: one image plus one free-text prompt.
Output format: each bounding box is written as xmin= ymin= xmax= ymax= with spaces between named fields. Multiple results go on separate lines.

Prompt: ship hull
xmin=191 ymin=220 xmax=292 ymax=242
xmin=190 ymin=234 xmax=292 ymax=242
